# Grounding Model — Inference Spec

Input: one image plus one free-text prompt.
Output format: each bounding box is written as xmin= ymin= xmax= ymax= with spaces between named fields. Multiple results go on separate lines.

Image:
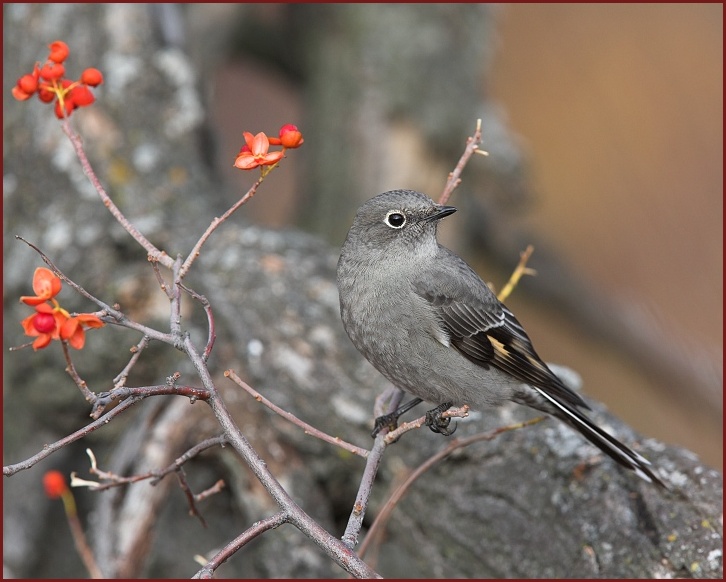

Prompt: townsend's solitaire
xmin=337 ymin=189 xmax=664 ymax=487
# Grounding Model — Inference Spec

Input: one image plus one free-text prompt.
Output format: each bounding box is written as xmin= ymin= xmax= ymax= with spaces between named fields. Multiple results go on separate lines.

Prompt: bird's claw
xmin=371 ymin=411 xmax=399 ymax=438
xmin=425 ymin=402 xmax=456 ymax=436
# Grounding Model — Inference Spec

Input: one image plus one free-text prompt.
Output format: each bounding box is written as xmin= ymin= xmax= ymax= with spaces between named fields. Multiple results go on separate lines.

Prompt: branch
xmin=341 ymin=406 xmax=470 ymax=550
xmin=438 ymin=118 xmax=487 ymax=206
xmin=3 ymin=396 xmax=141 ymax=476
xmin=383 ymin=406 xmax=470 ymax=444
xmin=15 ymin=236 xmax=175 ymax=345
xmin=113 ymin=336 xmax=151 ymax=388
xmin=359 ymin=416 xmax=547 ymax=560
xmin=195 ymin=479 xmax=226 ymax=503
xmin=61 ymin=340 xmax=97 ymax=403
xmin=179 ymin=174 xmax=269 ymax=278
xmin=341 ymin=436 xmax=388 ymax=549
xmin=175 ymin=467 xmax=208 ymax=528
xmin=179 ymin=283 xmax=216 ymax=361
xmin=65 ymin=507 xmax=104 ymax=579
xmin=61 ymin=119 xmax=173 ymax=268
xmin=91 ymin=384 xmax=210 ymax=418
xmin=72 ymin=436 xmax=228 ymax=492
xmin=193 ymin=511 xmax=288 ymax=579
xmin=226 ymin=369 xmax=369 ymax=458
xmin=496 ymin=244 xmax=536 ymax=302
xmin=184 ymin=337 xmax=381 ymax=578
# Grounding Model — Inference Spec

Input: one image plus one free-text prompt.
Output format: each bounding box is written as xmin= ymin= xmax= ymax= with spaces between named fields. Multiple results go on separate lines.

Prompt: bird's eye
xmin=385 ymin=210 xmax=406 ymax=229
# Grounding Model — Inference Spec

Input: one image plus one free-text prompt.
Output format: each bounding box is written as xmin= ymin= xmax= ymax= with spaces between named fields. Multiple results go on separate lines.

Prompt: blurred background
xmin=4 ymin=4 xmax=722 ymax=578
xmin=200 ymin=3 xmax=723 ymax=468
xmin=4 ymin=2 xmax=722 ymax=469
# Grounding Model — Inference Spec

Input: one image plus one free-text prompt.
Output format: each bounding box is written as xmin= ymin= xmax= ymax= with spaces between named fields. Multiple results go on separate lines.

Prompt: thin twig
xmin=3 ymin=396 xmax=141 ymax=476
xmin=149 ymin=259 xmax=174 ymax=300
xmin=113 ymin=336 xmax=150 ymax=388
xmin=383 ymin=406 xmax=470 ymax=444
xmin=438 ymin=118 xmax=486 ymax=206
xmin=176 ymin=467 xmax=208 ymax=528
xmin=73 ymin=436 xmax=228 ymax=492
xmin=16 ymin=236 xmax=115 ymax=312
xmin=179 ymin=283 xmax=216 ymax=361
xmin=61 ymin=119 xmax=173 ymax=268
xmin=195 ymin=479 xmax=226 ymax=503
xmin=61 ymin=340 xmax=97 ymax=403
xmin=496 ymin=244 xmax=536 ymax=303
xmin=90 ymin=384 xmax=210 ymax=418
xmin=15 ymin=236 xmax=175 ymax=345
xmin=359 ymin=416 xmax=546 ymax=559
xmin=168 ymin=257 xmax=184 ymax=340
xmin=65 ymin=509 xmax=104 ymax=578
xmin=341 ymin=436 xmax=387 ymax=549
xmin=341 ymin=407 xmax=468 ymax=550
xmin=193 ymin=511 xmax=288 ymax=579
xmin=185 ymin=338 xmax=381 ymax=578
xmin=341 ymin=386 xmax=410 ymax=549
xmin=226 ymin=369 xmax=369 ymax=458
xmin=180 ymin=173 xmax=270 ymax=278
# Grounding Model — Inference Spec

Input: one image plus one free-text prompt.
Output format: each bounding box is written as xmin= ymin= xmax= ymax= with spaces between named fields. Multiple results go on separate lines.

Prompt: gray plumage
xmin=337 ymin=189 xmax=664 ymax=487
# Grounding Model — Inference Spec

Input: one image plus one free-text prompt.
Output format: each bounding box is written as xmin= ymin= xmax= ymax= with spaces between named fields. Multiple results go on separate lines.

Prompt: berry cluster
xmin=234 ymin=123 xmax=304 ymax=170
xmin=12 ymin=40 xmax=103 ymax=119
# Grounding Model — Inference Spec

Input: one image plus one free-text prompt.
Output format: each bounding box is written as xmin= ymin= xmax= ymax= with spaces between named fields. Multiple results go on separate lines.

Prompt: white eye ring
xmin=384 ymin=210 xmax=406 ymax=229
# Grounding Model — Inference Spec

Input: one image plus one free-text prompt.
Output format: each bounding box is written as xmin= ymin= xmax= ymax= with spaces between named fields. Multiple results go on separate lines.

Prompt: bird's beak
xmin=425 ymin=205 xmax=457 ymax=222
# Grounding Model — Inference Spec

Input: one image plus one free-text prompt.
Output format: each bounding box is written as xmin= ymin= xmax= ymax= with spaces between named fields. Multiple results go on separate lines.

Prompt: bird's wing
xmin=412 ymin=251 xmax=588 ymax=410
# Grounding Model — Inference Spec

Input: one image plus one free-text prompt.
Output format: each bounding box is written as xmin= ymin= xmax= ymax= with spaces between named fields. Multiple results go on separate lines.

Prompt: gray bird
xmin=337 ymin=189 xmax=664 ymax=487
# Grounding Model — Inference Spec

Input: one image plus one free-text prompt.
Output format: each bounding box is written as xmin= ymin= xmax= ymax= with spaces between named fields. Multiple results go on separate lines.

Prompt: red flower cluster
xmin=234 ymin=124 xmax=304 ymax=171
xmin=12 ymin=40 xmax=103 ymax=119
xmin=20 ymin=268 xmax=104 ymax=350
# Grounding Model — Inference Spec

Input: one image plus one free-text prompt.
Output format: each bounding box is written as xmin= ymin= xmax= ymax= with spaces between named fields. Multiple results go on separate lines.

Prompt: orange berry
xmin=48 ymin=41 xmax=70 ymax=64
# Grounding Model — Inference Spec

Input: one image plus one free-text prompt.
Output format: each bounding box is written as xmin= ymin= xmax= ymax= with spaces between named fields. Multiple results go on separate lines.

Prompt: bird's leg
xmin=371 ymin=397 xmax=423 ymax=437
xmin=425 ymin=401 xmax=456 ymax=436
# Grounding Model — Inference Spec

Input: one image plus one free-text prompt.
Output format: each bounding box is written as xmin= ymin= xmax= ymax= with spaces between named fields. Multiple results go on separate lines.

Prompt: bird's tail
xmin=532 ymin=387 xmax=667 ymax=488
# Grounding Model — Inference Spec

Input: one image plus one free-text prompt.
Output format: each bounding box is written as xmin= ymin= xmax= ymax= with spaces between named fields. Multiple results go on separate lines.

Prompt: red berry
xmin=80 ymin=67 xmax=103 ymax=87
xmin=48 ymin=41 xmax=70 ymax=64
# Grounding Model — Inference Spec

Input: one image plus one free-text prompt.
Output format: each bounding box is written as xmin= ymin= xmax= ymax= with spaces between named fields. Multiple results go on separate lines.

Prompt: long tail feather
xmin=533 ymin=387 xmax=667 ymax=488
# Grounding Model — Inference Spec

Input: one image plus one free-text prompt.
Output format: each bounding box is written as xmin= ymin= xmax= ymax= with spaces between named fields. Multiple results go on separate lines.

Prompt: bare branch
xmin=341 ymin=406 xmax=469 ymax=550
xmin=72 ymin=436 xmax=228 ymax=492
xmin=61 ymin=340 xmax=97 ymax=403
xmin=113 ymin=336 xmax=151 ymax=388
xmin=65 ymin=508 xmax=104 ymax=579
xmin=195 ymin=479 xmax=226 ymax=503
xmin=180 ymin=175 xmax=268 ymax=278
xmin=383 ymin=406 xmax=470 ymax=444
xmin=184 ymin=339 xmax=381 ymax=578
xmin=496 ymin=244 xmax=536 ymax=302
xmin=226 ymin=369 xmax=369 ymax=458
xmin=359 ymin=416 xmax=547 ymax=559
xmin=438 ymin=118 xmax=485 ymax=206
xmin=60 ymin=119 xmax=173 ymax=268
xmin=149 ymin=258 xmax=174 ymax=300
xmin=90 ymin=384 xmax=210 ymax=418
xmin=341 ymin=436 xmax=388 ymax=550
xmin=179 ymin=283 xmax=216 ymax=361
xmin=193 ymin=511 xmax=288 ymax=579
xmin=3 ymin=396 xmax=141 ymax=476
xmin=176 ymin=467 xmax=208 ymax=528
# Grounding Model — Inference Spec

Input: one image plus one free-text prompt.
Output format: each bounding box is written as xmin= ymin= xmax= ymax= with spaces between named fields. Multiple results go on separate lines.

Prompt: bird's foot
xmin=371 ymin=397 xmax=423 ymax=437
xmin=425 ymin=401 xmax=456 ymax=436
